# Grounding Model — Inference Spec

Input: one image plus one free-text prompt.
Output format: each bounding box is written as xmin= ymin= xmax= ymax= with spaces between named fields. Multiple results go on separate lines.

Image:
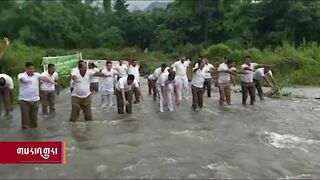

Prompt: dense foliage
xmin=2 ymin=0 xmax=320 ymax=50
xmin=1 ymin=0 xmax=320 ymax=87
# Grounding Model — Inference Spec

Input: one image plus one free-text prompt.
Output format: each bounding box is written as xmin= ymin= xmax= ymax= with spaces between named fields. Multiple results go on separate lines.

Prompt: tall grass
xmin=1 ymin=41 xmax=320 ymax=101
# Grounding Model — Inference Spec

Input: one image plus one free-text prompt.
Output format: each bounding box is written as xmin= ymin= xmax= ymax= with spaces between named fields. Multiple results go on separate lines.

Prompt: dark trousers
xmin=0 ymin=88 xmax=10 ymax=116
xmin=254 ymin=79 xmax=264 ymax=100
xmin=241 ymin=82 xmax=255 ymax=105
xmin=40 ymin=91 xmax=56 ymax=114
xmin=148 ymin=79 xmax=157 ymax=101
xmin=203 ymin=78 xmax=212 ymax=97
xmin=191 ymin=85 xmax=204 ymax=109
xmin=20 ymin=100 xmax=39 ymax=129
xmin=90 ymin=82 xmax=99 ymax=92
xmin=70 ymin=95 xmax=93 ymax=122
xmin=116 ymin=89 xmax=133 ymax=114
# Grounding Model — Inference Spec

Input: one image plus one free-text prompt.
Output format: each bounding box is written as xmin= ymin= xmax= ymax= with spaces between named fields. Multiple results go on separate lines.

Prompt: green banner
xmin=42 ymin=53 xmax=81 ymax=76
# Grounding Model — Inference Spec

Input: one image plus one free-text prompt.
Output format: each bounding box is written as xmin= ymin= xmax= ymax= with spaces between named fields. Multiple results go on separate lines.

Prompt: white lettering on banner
xmin=16 ymin=147 xmax=59 ymax=160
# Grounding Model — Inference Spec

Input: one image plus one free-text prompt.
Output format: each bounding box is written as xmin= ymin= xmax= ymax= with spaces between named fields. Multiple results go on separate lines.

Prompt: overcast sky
xmin=126 ymin=0 xmax=173 ymax=10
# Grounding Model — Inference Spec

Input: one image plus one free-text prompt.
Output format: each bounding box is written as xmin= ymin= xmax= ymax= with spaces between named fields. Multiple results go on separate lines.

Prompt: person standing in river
xmin=127 ymin=59 xmax=141 ymax=104
xmin=40 ymin=63 xmax=59 ymax=115
xmin=194 ymin=55 xmax=215 ymax=98
xmin=191 ymin=59 xmax=211 ymax=110
xmin=240 ymin=56 xmax=271 ymax=105
xmin=18 ymin=62 xmax=54 ymax=129
xmin=217 ymin=59 xmax=238 ymax=105
xmin=70 ymin=62 xmax=108 ymax=122
xmin=100 ymin=60 xmax=118 ymax=108
xmin=171 ymin=56 xmax=191 ymax=102
xmin=114 ymin=60 xmax=128 ymax=81
xmin=88 ymin=62 xmax=100 ymax=93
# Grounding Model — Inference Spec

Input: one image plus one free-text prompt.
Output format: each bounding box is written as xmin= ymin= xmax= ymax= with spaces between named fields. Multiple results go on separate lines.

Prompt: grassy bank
xmin=1 ymin=41 xmax=320 ymax=102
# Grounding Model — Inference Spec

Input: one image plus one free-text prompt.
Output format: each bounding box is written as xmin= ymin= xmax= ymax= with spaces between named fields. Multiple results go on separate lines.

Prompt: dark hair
xmin=0 ymin=77 xmax=6 ymax=86
xmin=168 ymin=71 xmax=175 ymax=81
xmin=127 ymin=74 xmax=135 ymax=81
xmin=78 ymin=62 xmax=86 ymax=69
xmin=244 ymin=55 xmax=251 ymax=59
xmin=48 ymin=63 xmax=55 ymax=69
xmin=226 ymin=59 xmax=234 ymax=64
xmin=25 ymin=62 xmax=34 ymax=68
xmin=78 ymin=60 xmax=84 ymax=65
xmin=106 ymin=60 xmax=112 ymax=65
xmin=161 ymin=63 xmax=167 ymax=68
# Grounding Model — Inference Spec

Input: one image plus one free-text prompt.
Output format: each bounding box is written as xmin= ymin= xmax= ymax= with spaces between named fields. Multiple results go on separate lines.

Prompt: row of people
xmin=0 ymin=55 xmax=278 ymax=129
xmin=148 ymin=55 xmax=278 ymax=112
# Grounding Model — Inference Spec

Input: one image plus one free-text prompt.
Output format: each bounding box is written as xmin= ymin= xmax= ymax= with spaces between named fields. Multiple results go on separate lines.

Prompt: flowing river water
xmin=0 ymin=78 xmax=320 ymax=179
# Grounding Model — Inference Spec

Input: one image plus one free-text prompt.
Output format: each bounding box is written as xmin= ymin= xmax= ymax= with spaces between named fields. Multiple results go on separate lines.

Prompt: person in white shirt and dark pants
xmin=191 ymin=59 xmax=209 ymax=110
xmin=240 ymin=56 xmax=271 ymax=105
xmin=40 ymin=64 xmax=58 ymax=115
xmin=18 ymin=62 xmax=53 ymax=129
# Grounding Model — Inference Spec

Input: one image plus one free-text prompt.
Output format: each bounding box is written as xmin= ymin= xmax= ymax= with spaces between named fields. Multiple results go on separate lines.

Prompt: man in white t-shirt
xmin=115 ymin=75 xmax=142 ymax=114
xmin=158 ymin=69 xmax=177 ymax=112
xmin=88 ymin=62 xmax=100 ymax=93
xmin=171 ymin=56 xmax=190 ymax=101
xmin=240 ymin=56 xmax=271 ymax=105
xmin=114 ymin=60 xmax=127 ymax=81
xmin=191 ymin=59 xmax=209 ymax=110
xmin=18 ymin=62 xmax=53 ymax=129
xmin=253 ymin=67 xmax=278 ymax=101
xmin=70 ymin=60 xmax=84 ymax=93
xmin=217 ymin=59 xmax=238 ymax=105
xmin=40 ymin=63 xmax=58 ymax=115
xmin=127 ymin=59 xmax=141 ymax=103
xmin=0 ymin=73 xmax=14 ymax=117
xmin=100 ymin=61 xmax=118 ymax=108
xmin=70 ymin=62 xmax=107 ymax=122
xmin=154 ymin=64 xmax=169 ymax=101
xmin=194 ymin=56 xmax=215 ymax=98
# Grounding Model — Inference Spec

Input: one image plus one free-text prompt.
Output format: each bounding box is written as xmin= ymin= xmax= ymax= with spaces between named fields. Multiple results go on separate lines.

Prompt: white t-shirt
xmin=127 ymin=64 xmax=140 ymax=83
xmin=158 ymin=72 xmax=177 ymax=93
xmin=89 ymin=68 xmax=100 ymax=83
xmin=171 ymin=60 xmax=190 ymax=77
xmin=148 ymin=74 xmax=156 ymax=80
xmin=116 ymin=77 xmax=139 ymax=92
xmin=114 ymin=64 xmax=128 ymax=78
xmin=253 ymin=68 xmax=273 ymax=81
xmin=241 ymin=63 xmax=258 ymax=83
xmin=217 ymin=63 xmax=236 ymax=84
xmin=158 ymin=71 xmax=170 ymax=86
xmin=71 ymin=69 xmax=94 ymax=98
xmin=191 ymin=68 xmax=207 ymax=88
xmin=100 ymin=68 xmax=118 ymax=91
xmin=0 ymin=74 xmax=14 ymax=89
xmin=18 ymin=72 xmax=41 ymax=102
xmin=195 ymin=63 xmax=214 ymax=79
xmin=40 ymin=71 xmax=58 ymax=91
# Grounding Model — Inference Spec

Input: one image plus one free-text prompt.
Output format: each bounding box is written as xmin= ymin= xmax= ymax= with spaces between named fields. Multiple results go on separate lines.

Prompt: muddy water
xmin=0 ymin=78 xmax=319 ymax=179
